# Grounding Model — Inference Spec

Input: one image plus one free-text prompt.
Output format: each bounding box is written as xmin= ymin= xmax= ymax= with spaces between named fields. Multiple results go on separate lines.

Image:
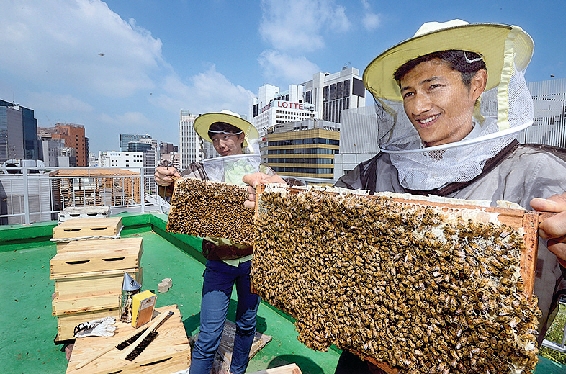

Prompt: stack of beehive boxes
xmin=50 ymin=216 xmax=143 ymax=342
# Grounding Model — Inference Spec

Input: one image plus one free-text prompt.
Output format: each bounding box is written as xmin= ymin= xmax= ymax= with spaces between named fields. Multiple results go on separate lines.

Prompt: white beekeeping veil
xmin=363 ymin=20 xmax=534 ymax=190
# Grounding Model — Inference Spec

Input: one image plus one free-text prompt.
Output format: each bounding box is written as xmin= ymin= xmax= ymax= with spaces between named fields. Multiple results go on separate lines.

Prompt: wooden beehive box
xmin=50 ymin=238 xmax=143 ymax=277
xmin=53 ymin=267 xmax=142 ymax=341
xmin=66 ymin=305 xmax=191 ymax=374
xmin=251 ymin=185 xmax=542 ymax=373
xmin=54 ymin=268 xmax=143 ymax=296
xmin=51 ymin=234 xmax=143 ymax=343
xmin=53 ymin=291 xmax=121 ymax=317
xmin=52 ymin=268 xmax=143 ymax=318
xmin=53 ymin=217 xmax=122 ymax=240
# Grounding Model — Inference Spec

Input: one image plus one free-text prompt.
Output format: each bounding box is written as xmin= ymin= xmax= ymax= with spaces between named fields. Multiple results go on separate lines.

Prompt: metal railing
xmin=0 ymin=166 xmax=166 ymax=225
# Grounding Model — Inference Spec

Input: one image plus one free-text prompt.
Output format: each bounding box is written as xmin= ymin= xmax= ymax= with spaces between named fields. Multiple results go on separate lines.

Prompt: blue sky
xmin=0 ymin=0 xmax=565 ymax=154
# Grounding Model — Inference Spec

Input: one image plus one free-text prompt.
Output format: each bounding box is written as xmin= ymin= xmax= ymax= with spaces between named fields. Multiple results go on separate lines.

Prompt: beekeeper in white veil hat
xmin=362 ymin=19 xmax=534 ymax=191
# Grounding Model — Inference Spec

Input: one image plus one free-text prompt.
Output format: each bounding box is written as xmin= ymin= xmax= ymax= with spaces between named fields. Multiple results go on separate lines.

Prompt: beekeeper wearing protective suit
xmin=328 ymin=18 xmax=566 ymax=373
xmin=156 ymin=111 xmax=274 ymax=374
xmin=244 ymin=20 xmax=566 ymax=374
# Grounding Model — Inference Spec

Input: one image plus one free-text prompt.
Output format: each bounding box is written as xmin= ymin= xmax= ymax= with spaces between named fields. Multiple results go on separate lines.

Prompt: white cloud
xmin=154 ymin=66 xmax=255 ymax=119
xmin=363 ymin=13 xmax=381 ymax=31
xmin=258 ymin=50 xmax=320 ymax=85
xmin=27 ymin=92 xmax=94 ymax=113
xmin=0 ymin=0 xmax=162 ymax=98
xmin=258 ymin=0 xmax=342 ymax=85
xmin=259 ymin=0 xmax=351 ymax=52
xmin=97 ymin=111 xmax=152 ymax=128
xmin=361 ymin=0 xmax=381 ymax=31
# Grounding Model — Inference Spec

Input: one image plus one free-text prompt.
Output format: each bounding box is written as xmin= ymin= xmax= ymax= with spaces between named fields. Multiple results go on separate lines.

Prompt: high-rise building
xmin=98 ymin=151 xmax=144 ymax=168
xmin=37 ymin=127 xmax=77 ymax=167
xmin=120 ymin=134 xmax=152 ymax=151
xmin=303 ymin=66 xmax=366 ymax=124
xmin=252 ymin=67 xmax=366 ymax=168
xmin=333 ymin=105 xmax=379 ymax=180
xmin=125 ymin=138 xmax=158 ymax=194
xmin=0 ymin=100 xmax=39 ymax=163
xmin=48 ymin=123 xmax=89 ymax=167
xmin=41 ymin=139 xmax=74 ymax=167
xmin=252 ymin=67 xmax=366 ymax=134
xmin=127 ymin=141 xmax=152 ymax=153
xmin=179 ymin=110 xmax=199 ymax=170
xmin=265 ymin=119 xmax=340 ymax=183
xmin=159 ymin=142 xmax=178 ymax=155
xmin=520 ymin=78 xmax=566 ymax=148
xmin=252 ymin=84 xmax=315 ymax=137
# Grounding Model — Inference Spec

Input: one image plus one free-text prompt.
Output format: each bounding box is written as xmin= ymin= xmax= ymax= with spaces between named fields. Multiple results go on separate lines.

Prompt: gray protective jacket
xmin=335 ymin=142 xmax=566 ymax=339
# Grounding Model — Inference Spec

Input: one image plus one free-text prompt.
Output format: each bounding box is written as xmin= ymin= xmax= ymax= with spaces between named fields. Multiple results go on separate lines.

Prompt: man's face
xmin=210 ymin=132 xmax=245 ymax=156
xmin=399 ymin=59 xmax=482 ymax=147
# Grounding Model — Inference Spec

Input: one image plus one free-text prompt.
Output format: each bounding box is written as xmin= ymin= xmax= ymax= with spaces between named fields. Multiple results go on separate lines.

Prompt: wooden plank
xmin=53 ymin=217 xmax=122 ymax=240
xmin=66 ymin=305 xmax=190 ymax=374
xmin=521 ymin=212 xmax=540 ymax=297
xmin=53 ymin=291 xmax=121 ymax=316
xmin=50 ymin=238 xmax=143 ymax=278
xmin=55 ymin=238 xmax=134 ymax=253
xmin=57 ymin=238 xmax=142 ymax=253
xmin=54 ymin=268 xmax=143 ymax=295
xmin=190 ymin=319 xmax=272 ymax=373
xmin=52 ymin=267 xmax=144 ymax=281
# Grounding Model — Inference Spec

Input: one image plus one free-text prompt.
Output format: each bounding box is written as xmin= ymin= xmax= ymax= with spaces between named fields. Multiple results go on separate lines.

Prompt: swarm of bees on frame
xmin=252 ymin=186 xmax=541 ymax=374
xmin=166 ymin=178 xmax=255 ymax=245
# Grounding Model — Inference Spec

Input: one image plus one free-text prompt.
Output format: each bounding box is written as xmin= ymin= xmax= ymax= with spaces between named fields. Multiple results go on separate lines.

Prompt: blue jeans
xmin=189 ymin=260 xmax=260 ymax=374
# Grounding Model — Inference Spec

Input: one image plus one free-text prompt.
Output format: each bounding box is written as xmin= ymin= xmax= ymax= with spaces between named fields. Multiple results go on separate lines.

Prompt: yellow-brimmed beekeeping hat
xmin=193 ymin=110 xmax=259 ymax=148
xmin=363 ymin=19 xmax=534 ymax=102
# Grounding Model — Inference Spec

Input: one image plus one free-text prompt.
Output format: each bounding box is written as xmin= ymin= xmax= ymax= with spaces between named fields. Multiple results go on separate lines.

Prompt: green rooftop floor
xmin=0 ymin=213 xmax=340 ymax=374
xmin=1 ymin=213 xmax=565 ymax=373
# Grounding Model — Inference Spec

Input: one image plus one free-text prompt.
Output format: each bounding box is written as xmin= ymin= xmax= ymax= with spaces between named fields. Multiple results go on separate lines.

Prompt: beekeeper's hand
xmin=531 ymin=193 xmax=566 ymax=264
xmin=242 ymin=172 xmax=286 ymax=209
xmin=155 ymin=166 xmax=181 ymax=186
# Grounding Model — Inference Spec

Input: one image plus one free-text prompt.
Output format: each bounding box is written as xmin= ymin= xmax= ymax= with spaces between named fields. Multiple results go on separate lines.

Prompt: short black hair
xmin=394 ymin=50 xmax=486 ymax=88
xmin=207 ymin=122 xmax=243 ymax=138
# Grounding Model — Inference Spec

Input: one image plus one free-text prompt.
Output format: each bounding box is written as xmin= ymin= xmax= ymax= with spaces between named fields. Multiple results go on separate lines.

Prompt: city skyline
xmin=1 ymin=0 xmax=565 ymax=153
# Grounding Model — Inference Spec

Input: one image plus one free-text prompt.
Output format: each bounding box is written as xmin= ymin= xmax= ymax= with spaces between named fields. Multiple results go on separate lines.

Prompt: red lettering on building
xmin=276 ymin=101 xmax=304 ymax=110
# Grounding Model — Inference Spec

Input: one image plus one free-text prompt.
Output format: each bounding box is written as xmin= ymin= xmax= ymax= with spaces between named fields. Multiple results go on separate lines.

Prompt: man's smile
xmin=416 ymin=113 xmax=440 ymax=127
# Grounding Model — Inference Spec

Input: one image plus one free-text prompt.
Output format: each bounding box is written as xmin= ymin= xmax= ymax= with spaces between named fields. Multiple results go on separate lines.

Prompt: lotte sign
xmin=261 ymin=100 xmax=307 ymax=114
